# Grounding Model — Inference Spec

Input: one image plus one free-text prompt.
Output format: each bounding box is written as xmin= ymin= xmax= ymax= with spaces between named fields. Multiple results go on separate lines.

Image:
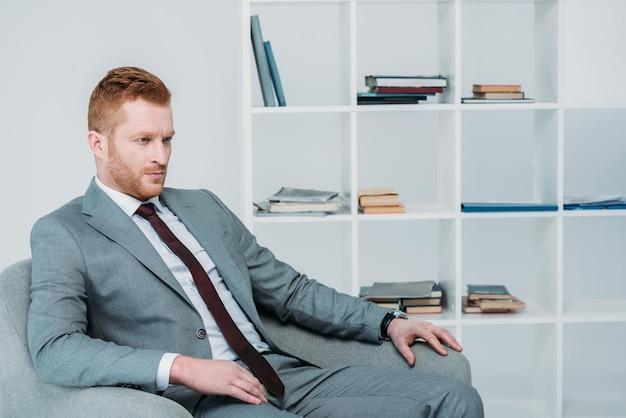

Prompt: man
xmin=28 ymin=66 xmax=483 ymax=417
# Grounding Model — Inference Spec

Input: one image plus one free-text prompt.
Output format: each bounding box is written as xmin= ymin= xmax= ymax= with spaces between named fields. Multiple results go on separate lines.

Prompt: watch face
xmin=390 ymin=309 xmax=408 ymax=319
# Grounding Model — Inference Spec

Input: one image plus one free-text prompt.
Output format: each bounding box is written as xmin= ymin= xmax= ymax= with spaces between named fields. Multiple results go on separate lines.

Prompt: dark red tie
xmin=135 ymin=203 xmax=284 ymax=397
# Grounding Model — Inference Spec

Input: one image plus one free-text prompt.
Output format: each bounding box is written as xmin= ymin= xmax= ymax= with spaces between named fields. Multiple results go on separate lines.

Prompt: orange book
xmin=472 ymin=84 xmax=522 ymax=93
xmin=358 ymin=187 xmax=399 ymax=207
xmin=359 ymin=204 xmax=405 ymax=214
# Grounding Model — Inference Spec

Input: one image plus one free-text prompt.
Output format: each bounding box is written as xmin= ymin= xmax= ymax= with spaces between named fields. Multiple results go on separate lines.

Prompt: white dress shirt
xmin=94 ymin=177 xmax=270 ymax=390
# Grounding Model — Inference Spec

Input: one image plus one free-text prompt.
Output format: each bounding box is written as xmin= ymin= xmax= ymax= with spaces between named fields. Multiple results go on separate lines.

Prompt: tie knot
xmin=135 ymin=203 xmax=157 ymax=219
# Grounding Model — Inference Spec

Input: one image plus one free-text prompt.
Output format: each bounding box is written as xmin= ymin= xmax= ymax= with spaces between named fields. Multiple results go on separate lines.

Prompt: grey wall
xmin=0 ymin=0 xmax=243 ymax=269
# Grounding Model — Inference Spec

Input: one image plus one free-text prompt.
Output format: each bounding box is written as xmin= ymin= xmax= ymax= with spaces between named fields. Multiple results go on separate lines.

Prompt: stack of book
xmin=358 ymin=75 xmax=447 ymax=105
xmin=400 ymin=283 xmax=443 ymax=314
xmin=564 ymin=194 xmax=626 ymax=210
xmin=462 ymin=284 xmax=526 ymax=314
xmin=462 ymin=84 xmax=534 ymax=104
xmin=361 ymin=280 xmax=443 ymax=314
xmin=358 ymin=187 xmax=405 ymax=214
xmin=254 ymin=187 xmax=345 ymax=216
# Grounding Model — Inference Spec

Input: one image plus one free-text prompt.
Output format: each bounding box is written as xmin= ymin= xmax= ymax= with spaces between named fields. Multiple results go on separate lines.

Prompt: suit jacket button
xmin=196 ymin=328 xmax=207 ymax=339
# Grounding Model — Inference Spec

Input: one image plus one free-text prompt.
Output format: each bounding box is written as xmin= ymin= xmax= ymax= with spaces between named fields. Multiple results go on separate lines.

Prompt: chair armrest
xmin=23 ymin=386 xmax=193 ymax=418
xmin=260 ymin=312 xmax=472 ymax=385
xmin=0 ymin=259 xmax=192 ymax=418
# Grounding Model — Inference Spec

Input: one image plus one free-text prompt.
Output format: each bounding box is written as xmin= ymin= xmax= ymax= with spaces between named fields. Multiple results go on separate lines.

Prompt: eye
xmin=163 ymin=137 xmax=173 ymax=143
xmin=138 ymin=137 xmax=150 ymax=143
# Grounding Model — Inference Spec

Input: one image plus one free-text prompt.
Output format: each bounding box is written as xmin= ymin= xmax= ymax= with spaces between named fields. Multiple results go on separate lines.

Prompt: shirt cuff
xmin=156 ymin=352 xmax=180 ymax=391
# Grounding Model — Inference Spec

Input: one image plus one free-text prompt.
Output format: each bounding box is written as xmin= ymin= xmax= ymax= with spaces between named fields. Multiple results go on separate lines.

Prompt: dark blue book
xmin=357 ymin=92 xmax=433 ymax=98
xmin=467 ymin=284 xmax=510 ymax=300
xmin=357 ymin=92 xmax=428 ymax=105
xmin=264 ymin=41 xmax=286 ymax=106
xmin=461 ymin=202 xmax=558 ymax=213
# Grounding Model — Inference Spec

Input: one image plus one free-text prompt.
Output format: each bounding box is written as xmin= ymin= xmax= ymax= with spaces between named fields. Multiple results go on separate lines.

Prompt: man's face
xmin=95 ymin=99 xmax=175 ymax=201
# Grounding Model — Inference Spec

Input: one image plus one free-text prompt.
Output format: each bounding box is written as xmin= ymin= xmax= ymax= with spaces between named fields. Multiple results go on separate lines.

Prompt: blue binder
xmin=461 ymin=202 xmax=558 ymax=213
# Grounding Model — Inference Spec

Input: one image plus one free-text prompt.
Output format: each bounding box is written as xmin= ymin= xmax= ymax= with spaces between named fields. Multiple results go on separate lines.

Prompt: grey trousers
xmin=194 ymin=353 xmax=484 ymax=418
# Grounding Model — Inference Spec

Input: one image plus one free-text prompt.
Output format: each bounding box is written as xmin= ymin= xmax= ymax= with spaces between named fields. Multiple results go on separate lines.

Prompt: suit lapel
xmin=160 ymin=191 xmax=259 ymax=323
xmin=81 ymin=181 xmax=192 ymax=305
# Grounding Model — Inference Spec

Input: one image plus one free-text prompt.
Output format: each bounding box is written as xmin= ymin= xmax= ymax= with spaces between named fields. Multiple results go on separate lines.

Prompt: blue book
xmin=250 ymin=15 xmax=275 ymax=106
xmin=467 ymin=284 xmax=510 ymax=299
xmin=563 ymin=195 xmax=626 ymax=210
xmin=461 ymin=202 xmax=558 ymax=213
xmin=264 ymin=41 xmax=286 ymax=106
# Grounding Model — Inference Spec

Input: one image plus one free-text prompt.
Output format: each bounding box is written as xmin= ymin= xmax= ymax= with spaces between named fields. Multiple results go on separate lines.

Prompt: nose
xmin=151 ymin=139 xmax=171 ymax=165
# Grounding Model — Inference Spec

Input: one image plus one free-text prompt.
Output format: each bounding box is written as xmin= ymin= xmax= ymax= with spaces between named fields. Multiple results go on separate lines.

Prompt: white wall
xmin=0 ymin=0 xmax=243 ymax=269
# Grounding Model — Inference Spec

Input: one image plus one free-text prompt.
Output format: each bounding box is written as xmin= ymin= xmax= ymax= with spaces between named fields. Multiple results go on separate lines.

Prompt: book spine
xmin=250 ymin=15 xmax=276 ymax=107
xmin=264 ymin=41 xmax=286 ymax=107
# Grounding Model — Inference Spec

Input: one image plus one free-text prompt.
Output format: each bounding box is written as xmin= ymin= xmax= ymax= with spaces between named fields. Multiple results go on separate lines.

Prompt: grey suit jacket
xmin=28 ymin=179 xmax=388 ymax=410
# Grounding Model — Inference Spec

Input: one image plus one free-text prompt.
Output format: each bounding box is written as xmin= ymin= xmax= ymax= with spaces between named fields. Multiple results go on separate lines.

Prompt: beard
xmin=107 ymin=142 xmax=167 ymax=201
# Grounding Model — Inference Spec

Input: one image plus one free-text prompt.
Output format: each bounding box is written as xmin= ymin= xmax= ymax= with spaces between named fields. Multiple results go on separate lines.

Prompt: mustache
xmin=145 ymin=164 xmax=168 ymax=173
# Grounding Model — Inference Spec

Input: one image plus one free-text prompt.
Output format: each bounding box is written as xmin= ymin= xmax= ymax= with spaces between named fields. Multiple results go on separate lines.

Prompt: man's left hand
xmin=386 ymin=319 xmax=463 ymax=366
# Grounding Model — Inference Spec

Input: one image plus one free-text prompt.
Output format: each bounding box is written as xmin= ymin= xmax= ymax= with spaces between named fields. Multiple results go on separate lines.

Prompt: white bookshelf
xmin=241 ymin=0 xmax=626 ymax=416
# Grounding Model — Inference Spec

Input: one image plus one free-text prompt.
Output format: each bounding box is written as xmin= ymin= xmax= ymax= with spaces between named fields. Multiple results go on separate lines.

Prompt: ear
xmin=88 ymin=130 xmax=106 ymax=157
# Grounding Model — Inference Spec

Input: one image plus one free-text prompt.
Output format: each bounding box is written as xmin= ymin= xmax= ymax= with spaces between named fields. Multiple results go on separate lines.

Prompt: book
xmin=268 ymin=187 xmax=338 ymax=203
xmin=467 ymin=284 xmax=510 ymax=300
xmin=402 ymin=304 xmax=443 ymax=314
xmin=476 ymin=295 xmax=525 ymax=311
xmin=363 ymin=283 xmax=443 ymax=306
xmin=422 ymin=282 xmax=443 ymax=298
xmin=250 ymin=15 xmax=276 ymax=107
xmin=357 ymin=94 xmax=425 ymax=105
xmin=263 ymin=41 xmax=286 ymax=107
xmin=461 ymin=202 xmax=558 ymax=212
xmin=264 ymin=195 xmax=344 ymax=213
xmin=401 ymin=283 xmax=443 ymax=314
xmin=364 ymin=280 xmax=435 ymax=303
xmin=369 ymin=86 xmax=444 ymax=94
xmin=461 ymin=97 xmax=535 ymax=104
xmin=462 ymin=297 xmax=482 ymax=313
xmin=402 ymin=283 xmax=443 ymax=305
xmin=462 ymin=296 xmax=510 ymax=314
xmin=358 ymin=187 xmax=399 ymax=207
xmin=254 ymin=201 xmax=328 ymax=217
xmin=563 ymin=194 xmax=626 ymax=210
xmin=401 ymin=297 xmax=441 ymax=306
xmin=358 ymin=92 xmax=432 ymax=98
xmin=472 ymin=84 xmax=522 ymax=93
xmin=472 ymin=91 xmax=525 ymax=99
xmin=359 ymin=204 xmax=405 ymax=214
xmin=255 ymin=187 xmax=345 ymax=215
xmin=365 ymin=75 xmax=447 ymax=88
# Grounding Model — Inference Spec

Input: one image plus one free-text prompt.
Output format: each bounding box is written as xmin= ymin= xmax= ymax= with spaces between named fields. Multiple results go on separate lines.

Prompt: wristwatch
xmin=380 ymin=309 xmax=409 ymax=340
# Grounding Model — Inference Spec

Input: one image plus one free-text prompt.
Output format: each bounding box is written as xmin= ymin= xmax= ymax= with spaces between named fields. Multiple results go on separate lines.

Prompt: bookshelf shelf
xmin=460 ymin=303 xmax=558 ymax=326
xmin=242 ymin=0 xmax=626 ymax=416
xmin=563 ymin=299 xmax=626 ymax=323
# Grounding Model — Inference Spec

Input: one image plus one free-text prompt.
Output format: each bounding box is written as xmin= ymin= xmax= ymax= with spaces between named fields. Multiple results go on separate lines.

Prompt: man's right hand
xmin=169 ymin=355 xmax=268 ymax=404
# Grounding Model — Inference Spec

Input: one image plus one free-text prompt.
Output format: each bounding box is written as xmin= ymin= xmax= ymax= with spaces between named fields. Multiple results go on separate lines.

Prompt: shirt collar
xmin=94 ymin=175 xmax=162 ymax=216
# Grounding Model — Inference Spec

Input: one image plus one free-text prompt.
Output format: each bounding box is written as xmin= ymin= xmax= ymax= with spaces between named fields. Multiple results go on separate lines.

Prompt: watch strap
xmin=380 ymin=309 xmax=408 ymax=340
